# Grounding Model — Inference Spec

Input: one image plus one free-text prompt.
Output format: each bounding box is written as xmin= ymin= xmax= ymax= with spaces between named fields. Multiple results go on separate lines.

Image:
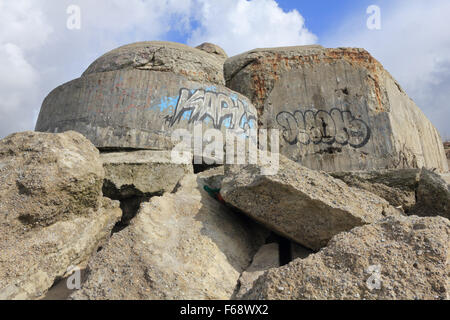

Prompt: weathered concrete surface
xmin=243 ymin=215 xmax=450 ymax=300
xmin=221 ymin=155 xmax=401 ymax=250
xmin=225 ymin=45 xmax=448 ymax=172
xmin=442 ymin=173 xmax=450 ymax=185
xmin=83 ymin=41 xmax=225 ymax=85
xmin=445 ymin=142 xmax=450 ymax=169
xmin=196 ymin=42 xmax=228 ymax=61
xmin=0 ymin=131 xmax=104 ymax=228
xmin=0 ymin=198 xmax=121 ymax=300
xmin=234 ymin=243 xmax=280 ymax=299
xmin=331 ymin=168 xmax=450 ymax=218
xmin=36 ymin=42 xmax=258 ymax=151
xmin=101 ymin=150 xmax=193 ymax=197
xmin=0 ymin=131 xmax=121 ymax=299
xmin=71 ymin=172 xmax=268 ymax=300
xmin=413 ymin=169 xmax=450 ymax=219
xmin=330 ymin=169 xmax=420 ymax=212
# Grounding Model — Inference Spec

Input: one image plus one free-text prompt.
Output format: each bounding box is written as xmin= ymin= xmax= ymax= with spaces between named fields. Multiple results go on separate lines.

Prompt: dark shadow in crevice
xmin=98 ymin=147 xmax=149 ymax=153
xmin=221 ymin=202 xmax=297 ymax=267
xmin=278 ymin=237 xmax=292 ymax=266
xmin=193 ymin=162 xmax=222 ymax=174
xmin=266 ymin=233 xmax=292 ymax=266
xmin=111 ymin=196 xmax=152 ymax=234
xmin=102 ymin=180 xmax=160 ymax=234
xmin=193 ymin=154 xmax=223 ymax=174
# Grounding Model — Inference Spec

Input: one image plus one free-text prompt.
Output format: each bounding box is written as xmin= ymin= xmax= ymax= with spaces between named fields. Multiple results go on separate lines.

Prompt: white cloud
xmin=0 ymin=43 xmax=38 ymax=106
xmin=188 ymin=0 xmax=317 ymax=56
xmin=0 ymin=1 xmax=51 ymax=136
xmin=0 ymin=1 xmax=53 ymax=50
xmin=324 ymin=0 xmax=450 ymax=140
xmin=0 ymin=0 xmax=195 ymax=139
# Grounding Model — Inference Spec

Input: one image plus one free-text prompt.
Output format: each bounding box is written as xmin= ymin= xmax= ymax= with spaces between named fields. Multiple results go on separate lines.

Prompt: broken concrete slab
xmin=0 ymin=197 xmax=121 ymax=300
xmin=243 ymin=215 xmax=450 ymax=300
xmin=330 ymin=169 xmax=420 ymax=212
xmin=101 ymin=150 xmax=193 ymax=198
xmin=71 ymin=172 xmax=268 ymax=300
xmin=413 ymin=169 xmax=450 ymax=219
xmin=221 ymin=155 xmax=401 ymax=250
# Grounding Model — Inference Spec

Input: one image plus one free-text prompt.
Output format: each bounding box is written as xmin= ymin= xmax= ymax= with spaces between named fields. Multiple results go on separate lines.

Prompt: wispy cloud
xmin=187 ymin=0 xmax=317 ymax=55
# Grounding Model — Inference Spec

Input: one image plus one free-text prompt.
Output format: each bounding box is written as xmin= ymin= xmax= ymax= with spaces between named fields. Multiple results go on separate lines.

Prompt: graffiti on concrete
xmin=276 ymin=108 xmax=371 ymax=149
xmin=392 ymin=144 xmax=418 ymax=169
xmin=165 ymin=88 xmax=257 ymax=134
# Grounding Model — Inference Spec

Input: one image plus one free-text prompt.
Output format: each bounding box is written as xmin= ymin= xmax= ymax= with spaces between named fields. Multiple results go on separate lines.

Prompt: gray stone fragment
xmin=413 ymin=169 xmax=450 ymax=219
xmin=100 ymin=150 xmax=193 ymax=197
xmin=330 ymin=169 xmax=420 ymax=212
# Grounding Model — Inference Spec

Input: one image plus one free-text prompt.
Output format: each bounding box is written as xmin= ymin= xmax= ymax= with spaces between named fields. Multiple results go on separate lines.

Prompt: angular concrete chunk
xmin=330 ymin=169 xmax=420 ymax=212
xmin=0 ymin=131 xmax=104 ymax=228
xmin=0 ymin=131 xmax=121 ymax=299
xmin=243 ymin=215 xmax=450 ymax=300
xmin=225 ymin=46 xmax=448 ymax=172
xmin=413 ymin=169 xmax=450 ymax=219
xmin=101 ymin=150 xmax=193 ymax=197
xmin=72 ymin=172 xmax=268 ymax=300
xmin=221 ymin=155 xmax=400 ymax=250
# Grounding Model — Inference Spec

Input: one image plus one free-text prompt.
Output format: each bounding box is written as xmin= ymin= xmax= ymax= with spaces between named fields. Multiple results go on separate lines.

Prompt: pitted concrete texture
xmin=83 ymin=41 xmax=226 ymax=85
xmin=196 ymin=42 xmax=228 ymax=61
xmin=225 ymin=45 xmax=448 ymax=172
xmin=36 ymin=65 xmax=257 ymax=150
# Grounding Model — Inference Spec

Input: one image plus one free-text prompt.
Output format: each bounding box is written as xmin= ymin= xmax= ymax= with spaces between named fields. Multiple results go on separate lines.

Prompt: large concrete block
xmin=225 ymin=45 xmax=448 ymax=172
xmin=221 ymin=155 xmax=401 ymax=250
xmin=35 ymin=42 xmax=258 ymax=151
xmin=71 ymin=173 xmax=268 ymax=300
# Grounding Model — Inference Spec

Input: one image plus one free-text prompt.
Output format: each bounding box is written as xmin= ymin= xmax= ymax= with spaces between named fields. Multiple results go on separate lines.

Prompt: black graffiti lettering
xmin=276 ymin=108 xmax=371 ymax=149
xmin=165 ymin=88 xmax=257 ymax=134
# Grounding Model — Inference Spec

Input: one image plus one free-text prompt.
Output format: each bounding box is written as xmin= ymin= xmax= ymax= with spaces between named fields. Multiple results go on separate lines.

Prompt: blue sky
xmin=276 ymin=0 xmax=373 ymax=39
xmin=0 ymin=0 xmax=449 ymax=140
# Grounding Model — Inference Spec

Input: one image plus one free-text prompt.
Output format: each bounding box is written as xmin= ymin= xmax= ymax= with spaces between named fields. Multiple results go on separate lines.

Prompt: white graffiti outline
xmin=165 ymin=88 xmax=257 ymax=135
